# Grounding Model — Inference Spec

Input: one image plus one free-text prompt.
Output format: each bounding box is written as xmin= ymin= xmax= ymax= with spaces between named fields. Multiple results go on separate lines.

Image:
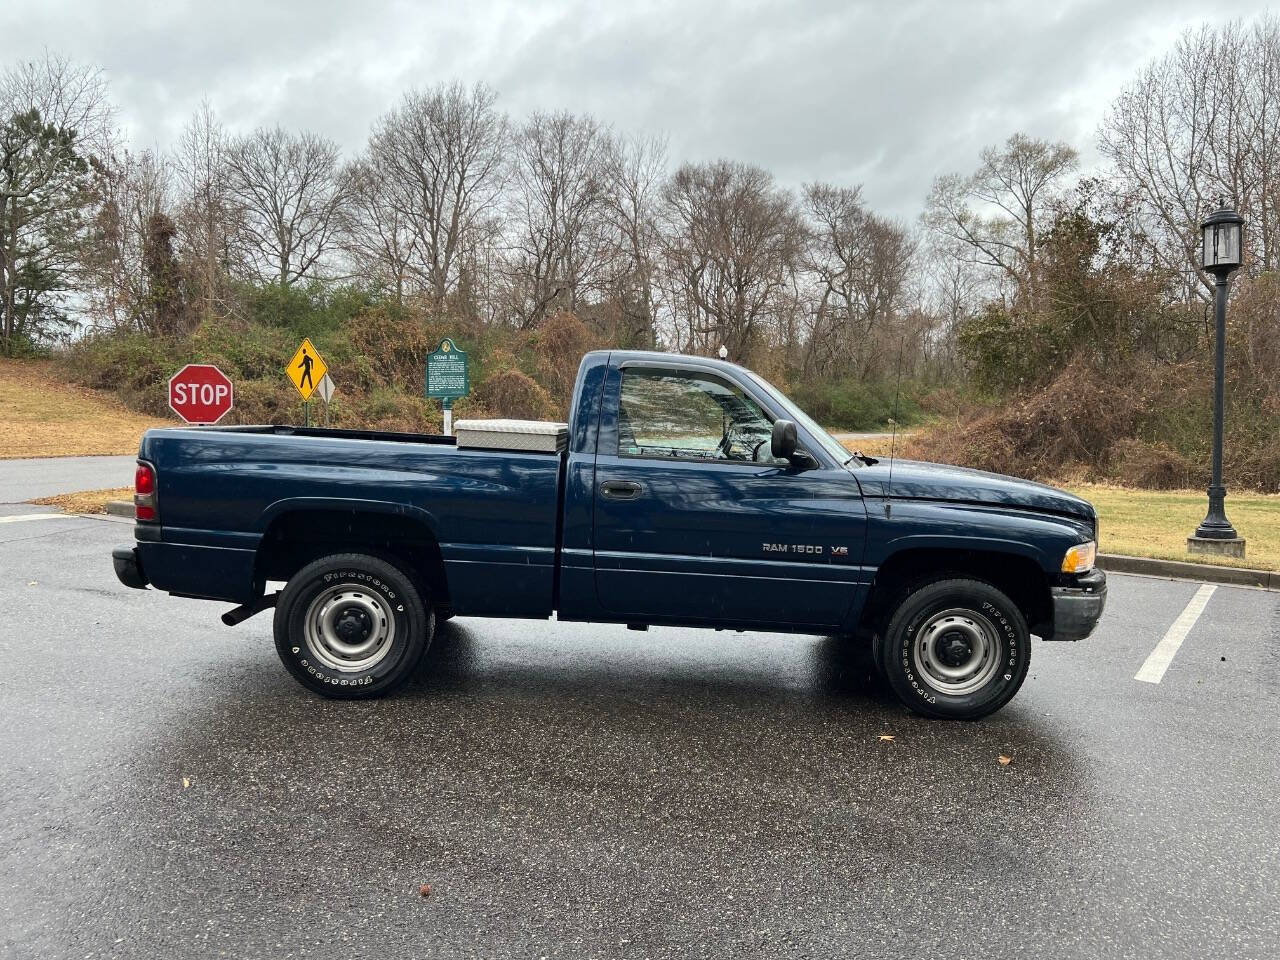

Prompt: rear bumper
xmin=113 ymin=539 xmax=256 ymax=602
xmin=112 ymin=545 xmax=148 ymax=590
xmin=1049 ymin=568 xmax=1107 ymax=640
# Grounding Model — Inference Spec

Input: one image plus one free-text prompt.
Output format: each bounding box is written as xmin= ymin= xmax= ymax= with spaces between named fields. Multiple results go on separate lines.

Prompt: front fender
xmin=863 ymin=499 xmax=1092 ymax=574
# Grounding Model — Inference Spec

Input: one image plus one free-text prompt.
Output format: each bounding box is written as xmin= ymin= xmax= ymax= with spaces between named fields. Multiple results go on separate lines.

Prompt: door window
xmin=616 ymin=368 xmax=785 ymax=463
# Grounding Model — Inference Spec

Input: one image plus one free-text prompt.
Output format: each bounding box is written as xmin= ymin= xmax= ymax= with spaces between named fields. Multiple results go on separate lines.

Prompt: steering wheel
xmin=750 ymin=438 xmax=770 ymax=462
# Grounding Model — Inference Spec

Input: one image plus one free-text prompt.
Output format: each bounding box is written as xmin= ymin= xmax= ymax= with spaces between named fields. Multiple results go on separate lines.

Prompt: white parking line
xmin=0 ymin=513 xmax=73 ymax=524
xmin=1135 ymin=583 xmax=1217 ymax=684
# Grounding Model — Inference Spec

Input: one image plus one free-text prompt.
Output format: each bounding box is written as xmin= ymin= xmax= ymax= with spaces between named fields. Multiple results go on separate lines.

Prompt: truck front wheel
xmin=878 ymin=578 xmax=1030 ymax=720
xmin=273 ymin=553 xmax=433 ymax=699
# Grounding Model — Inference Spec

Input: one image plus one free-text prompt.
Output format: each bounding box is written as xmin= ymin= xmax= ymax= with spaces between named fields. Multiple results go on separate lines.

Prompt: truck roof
xmin=582 ymin=349 xmax=753 ymax=378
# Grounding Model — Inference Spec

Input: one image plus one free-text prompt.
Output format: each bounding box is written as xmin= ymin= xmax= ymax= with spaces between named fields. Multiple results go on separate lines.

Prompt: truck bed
xmin=135 ymin=425 xmax=565 ymax=616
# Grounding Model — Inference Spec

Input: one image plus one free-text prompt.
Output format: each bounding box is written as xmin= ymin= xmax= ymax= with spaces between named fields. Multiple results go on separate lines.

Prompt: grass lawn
xmin=1066 ymin=484 xmax=1280 ymax=572
xmin=0 ymin=359 xmax=169 ymax=458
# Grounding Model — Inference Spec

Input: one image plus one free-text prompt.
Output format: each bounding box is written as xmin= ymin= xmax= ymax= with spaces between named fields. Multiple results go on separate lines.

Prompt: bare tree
xmin=506 ymin=110 xmax=611 ymax=328
xmin=803 ymin=182 xmax=915 ymax=378
xmin=84 ymin=147 xmax=175 ymax=332
xmin=224 ymin=125 xmax=350 ymax=287
xmin=369 ymin=82 xmax=507 ymax=308
xmin=924 ymin=133 xmax=1077 ymax=306
xmin=0 ymin=52 xmax=112 ymax=353
xmin=660 ymin=159 xmax=804 ymax=359
xmin=343 ymin=154 xmax=419 ymax=304
xmin=921 ymin=235 xmax=985 ymax=375
xmin=1100 ymin=20 xmax=1280 ymax=289
xmin=174 ymin=101 xmax=235 ymax=317
xmin=598 ymin=132 xmax=667 ymax=345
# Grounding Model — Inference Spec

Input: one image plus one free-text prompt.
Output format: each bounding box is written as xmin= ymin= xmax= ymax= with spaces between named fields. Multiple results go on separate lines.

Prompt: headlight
xmin=1061 ymin=541 xmax=1097 ymax=574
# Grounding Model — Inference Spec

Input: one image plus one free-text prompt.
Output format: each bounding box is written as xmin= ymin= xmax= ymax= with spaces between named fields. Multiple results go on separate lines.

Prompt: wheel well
xmin=863 ymin=548 xmax=1052 ymax=636
xmin=255 ymin=510 xmax=449 ymax=607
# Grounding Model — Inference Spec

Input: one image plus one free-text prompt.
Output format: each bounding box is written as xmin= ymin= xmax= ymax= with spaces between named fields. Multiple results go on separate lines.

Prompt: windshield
xmin=740 ymin=369 xmax=857 ymax=466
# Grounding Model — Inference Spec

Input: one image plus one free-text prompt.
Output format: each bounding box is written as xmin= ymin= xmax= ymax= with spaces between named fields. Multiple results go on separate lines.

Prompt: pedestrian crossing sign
xmin=286 ymin=338 xmax=328 ymax=401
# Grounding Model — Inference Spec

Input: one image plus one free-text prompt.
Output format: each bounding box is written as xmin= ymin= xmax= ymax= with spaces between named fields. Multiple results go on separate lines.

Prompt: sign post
xmin=286 ymin=337 xmax=329 ymax=427
xmin=168 ymin=364 xmax=234 ymax=425
xmin=426 ymin=338 xmax=469 ymax=434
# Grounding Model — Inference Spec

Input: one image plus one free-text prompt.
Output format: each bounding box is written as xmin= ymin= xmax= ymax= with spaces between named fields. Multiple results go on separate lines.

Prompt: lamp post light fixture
xmin=1188 ymin=203 xmax=1246 ymax=559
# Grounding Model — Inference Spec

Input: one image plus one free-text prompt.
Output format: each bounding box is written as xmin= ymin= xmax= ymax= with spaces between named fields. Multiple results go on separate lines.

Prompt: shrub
xmin=239 ymin=281 xmax=373 ymax=338
xmin=342 ymin=304 xmax=444 ymax=393
xmin=474 ymin=369 xmax=557 ymax=420
xmin=60 ymin=331 xmax=182 ymax=415
xmin=1111 ymin=439 xmax=1201 ymax=490
xmin=229 ymin=378 xmax=299 ymax=425
xmin=907 ymin=354 xmax=1280 ymax=492
xmin=788 ymin=377 xmax=923 ymax=431
xmin=533 ymin=311 xmax=598 ymax=411
xmin=190 ymin=321 xmax=295 ymax=381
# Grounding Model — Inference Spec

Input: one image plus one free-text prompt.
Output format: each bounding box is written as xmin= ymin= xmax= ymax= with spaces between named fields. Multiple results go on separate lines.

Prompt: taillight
xmin=135 ymin=461 xmax=157 ymax=522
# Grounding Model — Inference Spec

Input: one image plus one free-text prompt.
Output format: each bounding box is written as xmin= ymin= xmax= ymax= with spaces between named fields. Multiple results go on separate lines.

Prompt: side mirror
xmin=771 ymin=419 xmax=798 ymax=459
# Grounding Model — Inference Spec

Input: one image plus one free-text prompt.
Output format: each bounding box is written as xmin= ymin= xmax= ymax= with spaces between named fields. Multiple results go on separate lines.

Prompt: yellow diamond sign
xmin=286 ymin=338 xmax=328 ymax=401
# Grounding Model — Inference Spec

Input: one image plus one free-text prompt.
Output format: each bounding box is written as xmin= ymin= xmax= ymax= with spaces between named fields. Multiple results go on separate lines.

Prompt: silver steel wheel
xmin=303 ymin=584 xmax=397 ymax=673
xmin=912 ymin=607 xmax=1003 ymax=697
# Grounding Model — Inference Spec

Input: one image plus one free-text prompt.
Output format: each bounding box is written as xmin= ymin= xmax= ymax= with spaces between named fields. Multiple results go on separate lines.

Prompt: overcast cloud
xmin=2 ymin=0 xmax=1275 ymax=218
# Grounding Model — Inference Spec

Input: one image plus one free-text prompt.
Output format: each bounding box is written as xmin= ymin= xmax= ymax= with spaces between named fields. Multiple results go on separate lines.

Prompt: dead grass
xmin=0 ymin=359 xmax=169 ymax=458
xmin=830 ymin=431 xmax=914 ymax=458
xmin=29 ymin=487 xmax=132 ymax=515
xmin=1065 ymin=483 xmax=1280 ymax=572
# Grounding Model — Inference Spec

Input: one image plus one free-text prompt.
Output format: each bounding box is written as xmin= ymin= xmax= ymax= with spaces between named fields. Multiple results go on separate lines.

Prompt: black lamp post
xmin=1188 ymin=203 xmax=1246 ymax=559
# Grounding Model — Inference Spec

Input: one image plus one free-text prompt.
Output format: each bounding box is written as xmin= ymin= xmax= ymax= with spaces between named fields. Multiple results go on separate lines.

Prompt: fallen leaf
xmin=182 ymin=777 xmax=191 ymax=789
xmin=419 ymin=883 xmax=432 ymax=898
xmin=878 ymin=734 xmax=895 ymax=742
xmin=997 ymin=755 xmax=1013 ymax=766
xmin=28 ymin=581 xmax=38 ymax=586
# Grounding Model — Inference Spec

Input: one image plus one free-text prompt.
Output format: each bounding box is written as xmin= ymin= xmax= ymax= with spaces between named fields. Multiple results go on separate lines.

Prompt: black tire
xmin=273 ymin=553 xmax=433 ymax=699
xmin=877 ymin=578 xmax=1030 ymax=720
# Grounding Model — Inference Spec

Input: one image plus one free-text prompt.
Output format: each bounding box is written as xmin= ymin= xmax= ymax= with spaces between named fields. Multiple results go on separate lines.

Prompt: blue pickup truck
xmin=112 ymin=350 xmax=1106 ymax=719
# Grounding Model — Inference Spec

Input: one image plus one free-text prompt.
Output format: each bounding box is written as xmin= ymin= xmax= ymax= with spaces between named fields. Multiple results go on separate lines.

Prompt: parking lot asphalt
xmin=0 ymin=455 xmax=136 ymax=503
xmin=1 ymin=510 xmax=1277 ymax=960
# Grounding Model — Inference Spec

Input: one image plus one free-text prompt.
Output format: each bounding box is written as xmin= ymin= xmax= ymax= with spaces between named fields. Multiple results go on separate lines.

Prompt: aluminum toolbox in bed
xmin=454 ymin=419 xmax=569 ymax=454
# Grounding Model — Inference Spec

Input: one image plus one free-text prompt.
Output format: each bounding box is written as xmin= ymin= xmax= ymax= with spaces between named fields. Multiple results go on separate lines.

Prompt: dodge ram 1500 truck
xmin=112 ymin=350 xmax=1106 ymax=719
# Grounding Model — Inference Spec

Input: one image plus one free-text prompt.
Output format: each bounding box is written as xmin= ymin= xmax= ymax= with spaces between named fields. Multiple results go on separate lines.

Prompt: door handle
xmin=600 ymin=479 xmax=643 ymax=500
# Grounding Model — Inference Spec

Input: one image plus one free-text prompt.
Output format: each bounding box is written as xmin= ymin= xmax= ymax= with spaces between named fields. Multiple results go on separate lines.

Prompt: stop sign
xmin=168 ymin=364 xmax=234 ymax=424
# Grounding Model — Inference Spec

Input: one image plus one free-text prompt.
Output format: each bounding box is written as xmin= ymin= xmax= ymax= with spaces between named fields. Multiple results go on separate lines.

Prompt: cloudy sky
xmin=2 ymin=0 xmax=1275 ymax=218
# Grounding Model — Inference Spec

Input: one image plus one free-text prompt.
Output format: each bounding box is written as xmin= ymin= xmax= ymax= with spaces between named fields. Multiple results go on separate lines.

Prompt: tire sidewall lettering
xmin=287 ymin=570 xmax=412 ymax=687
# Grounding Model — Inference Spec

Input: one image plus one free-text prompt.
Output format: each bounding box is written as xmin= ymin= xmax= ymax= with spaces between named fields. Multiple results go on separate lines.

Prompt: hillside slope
xmin=0 ymin=359 xmax=171 ymax=458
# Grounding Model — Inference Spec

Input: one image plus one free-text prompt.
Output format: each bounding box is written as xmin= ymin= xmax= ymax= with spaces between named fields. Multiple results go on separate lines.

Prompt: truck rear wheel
xmin=878 ymin=578 xmax=1030 ymax=720
xmin=273 ymin=553 xmax=433 ymax=699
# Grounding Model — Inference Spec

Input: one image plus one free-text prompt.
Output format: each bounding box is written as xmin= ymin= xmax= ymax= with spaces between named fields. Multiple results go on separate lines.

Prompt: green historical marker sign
xmin=426 ymin=338 xmax=469 ymax=434
xmin=426 ymin=338 xmax=469 ymax=400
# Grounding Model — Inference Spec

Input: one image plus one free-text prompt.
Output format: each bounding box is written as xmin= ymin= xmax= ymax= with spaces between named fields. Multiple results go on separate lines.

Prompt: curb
xmin=104 ymin=500 xmax=133 ymax=518
xmin=1098 ymin=553 xmax=1277 ymax=590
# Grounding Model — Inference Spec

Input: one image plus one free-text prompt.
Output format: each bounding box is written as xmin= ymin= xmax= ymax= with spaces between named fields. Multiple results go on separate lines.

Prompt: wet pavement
xmin=2 ymin=511 xmax=1277 ymax=959
xmin=0 ymin=455 xmax=135 ymax=503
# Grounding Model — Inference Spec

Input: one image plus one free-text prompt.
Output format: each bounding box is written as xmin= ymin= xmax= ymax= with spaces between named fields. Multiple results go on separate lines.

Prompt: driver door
xmin=592 ymin=364 xmax=866 ymax=628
